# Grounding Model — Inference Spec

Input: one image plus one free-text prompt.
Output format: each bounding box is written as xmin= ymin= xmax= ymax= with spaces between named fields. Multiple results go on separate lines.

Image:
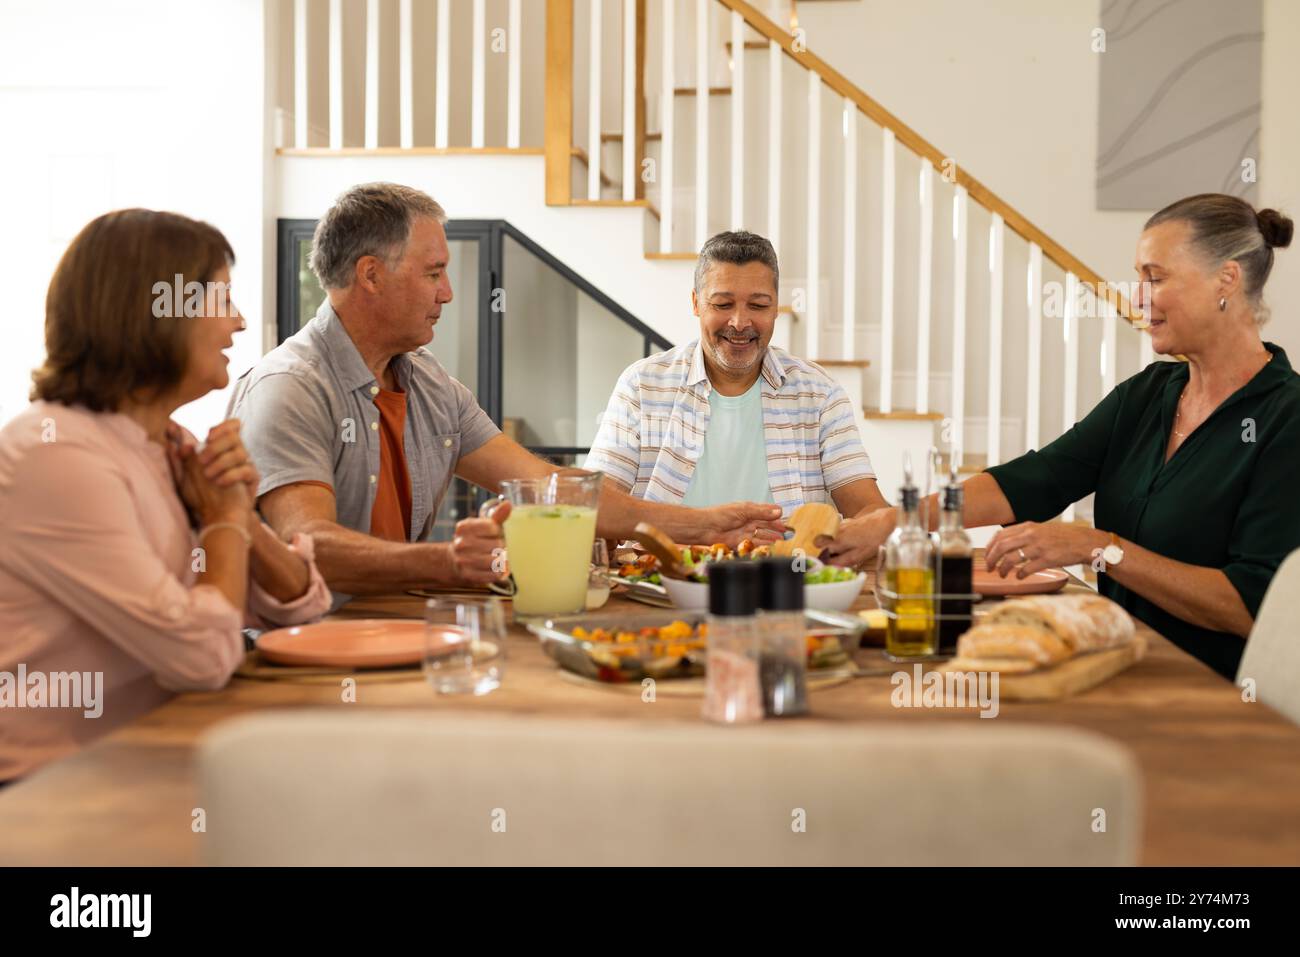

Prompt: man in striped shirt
xmin=586 ymin=231 xmax=889 ymax=541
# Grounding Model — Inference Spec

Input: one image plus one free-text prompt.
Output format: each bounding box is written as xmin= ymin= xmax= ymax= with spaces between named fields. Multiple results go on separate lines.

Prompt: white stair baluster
xmin=399 ymin=0 xmax=414 ymax=149
xmin=915 ymin=158 xmax=934 ymax=413
xmin=879 ymin=128 xmax=896 ymax=414
xmin=729 ymin=10 xmax=744 ymax=227
xmin=365 ymin=0 xmax=380 ymax=149
xmin=329 ymin=0 xmax=343 ymax=149
xmin=695 ymin=0 xmax=709 ymax=249
xmin=1062 ymin=271 xmax=1079 ymax=521
xmin=659 ymin=0 xmax=675 ymax=252
xmin=622 ymin=0 xmax=637 ymax=201
xmin=507 ymin=0 xmax=522 ymax=148
xmin=471 ymin=0 xmax=486 ymax=148
xmin=841 ymin=98 xmax=856 ymax=361
xmin=1025 ymin=242 xmax=1043 ymax=452
xmin=767 ymin=38 xmax=781 ymax=250
xmin=435 ymin=0 xmax=451 ymax=148
xmin=588 ymin=0 xmax=603 ymax=200
xmin=986 ymin=213 xmax=1004 ymax=467
xmin=805 ymin=72 xmax=820 ymax=359
xmin=295 ymin=0 xmax=310 ymax=149
xmin=950 ymin=186 xmax=968 ymax=459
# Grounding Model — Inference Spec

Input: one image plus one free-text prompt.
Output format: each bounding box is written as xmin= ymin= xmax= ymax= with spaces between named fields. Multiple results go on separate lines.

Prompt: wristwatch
xmin=1102 ymin=531 xmax=1125 ymax=567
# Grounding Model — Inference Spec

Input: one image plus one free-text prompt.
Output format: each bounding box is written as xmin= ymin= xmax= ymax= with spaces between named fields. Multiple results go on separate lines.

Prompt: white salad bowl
xmin=661 ymin=563 xmax=867 ymax=612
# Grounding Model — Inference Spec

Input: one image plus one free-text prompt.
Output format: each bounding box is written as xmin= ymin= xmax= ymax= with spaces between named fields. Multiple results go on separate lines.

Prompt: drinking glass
xmin=587 ymin=538 xmax=611 ymax=610
xmin=423 ymin=598 xmax=507 ymax=695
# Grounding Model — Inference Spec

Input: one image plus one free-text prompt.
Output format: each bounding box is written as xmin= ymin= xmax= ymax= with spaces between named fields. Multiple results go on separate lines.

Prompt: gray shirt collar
xmin=314 ymin=298 xmax=416 ymax=393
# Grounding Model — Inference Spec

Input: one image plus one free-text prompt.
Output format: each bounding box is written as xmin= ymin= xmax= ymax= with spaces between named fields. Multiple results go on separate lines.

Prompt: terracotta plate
xmin=972 ymin=566 xmax=1070 ymax=597
xmin=257 ymin=619 xmax=457 ymax=669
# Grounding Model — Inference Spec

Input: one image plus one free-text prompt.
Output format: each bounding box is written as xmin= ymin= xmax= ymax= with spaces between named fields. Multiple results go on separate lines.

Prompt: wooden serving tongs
xmin=631 ymin=522 xmax=693 ymax=579
xmin=772 ymin=503 xmax=841 ymax=559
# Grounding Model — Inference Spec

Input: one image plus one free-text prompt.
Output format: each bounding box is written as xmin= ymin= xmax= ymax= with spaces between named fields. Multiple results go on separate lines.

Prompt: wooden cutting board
xmin=946 ymin=634 xmax=1148 ymax=701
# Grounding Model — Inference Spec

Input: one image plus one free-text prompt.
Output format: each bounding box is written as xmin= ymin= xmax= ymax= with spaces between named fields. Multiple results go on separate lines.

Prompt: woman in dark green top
xmin=821 ymin=194 xmax=1298 ymax=680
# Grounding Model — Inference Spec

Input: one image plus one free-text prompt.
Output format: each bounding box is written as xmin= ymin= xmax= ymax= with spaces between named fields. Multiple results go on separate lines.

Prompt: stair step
xmin=862 ymin=408 xmax=945 ymax=421
xmin=571 ymin=198 xmax=661 ymax=221
xmin=937 ymin=451 xmax=987 ymax=475
xmin=645 ymin=252 xmax=697 ymax=261
xmin=601 ymin=131 xmax=663 ymax=142
xmin=674 ymin=86 xmax=732 ymax=96
xmin=724 ymin=41 xmax=768 ymax=54
xmin=813 ymin=359 xmax=871 ymax=368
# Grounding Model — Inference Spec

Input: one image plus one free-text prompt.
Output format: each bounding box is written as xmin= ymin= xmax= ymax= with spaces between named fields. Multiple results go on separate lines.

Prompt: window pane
xmin=296 ymin=238 xmax=326 ymax=328
xmin=431 ymin=238 xmax=479 ymax=394
xmin=427 ymin=237 xmax=482 ymax=541
xmin=500 ymin=236 xmax=645 ymax=450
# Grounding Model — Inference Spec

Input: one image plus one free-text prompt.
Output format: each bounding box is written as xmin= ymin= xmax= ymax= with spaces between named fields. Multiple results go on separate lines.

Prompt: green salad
xmin=681 ymin=548 xmax=857 ymax=585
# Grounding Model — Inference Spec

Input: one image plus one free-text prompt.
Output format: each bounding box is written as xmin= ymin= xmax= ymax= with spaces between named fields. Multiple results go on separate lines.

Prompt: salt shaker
xmin=702 ymin=561 xmax=764 ymax=724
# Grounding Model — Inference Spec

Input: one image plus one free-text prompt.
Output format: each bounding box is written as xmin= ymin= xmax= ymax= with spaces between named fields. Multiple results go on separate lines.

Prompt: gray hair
xmin=310 ymin=182 xmax=448 ymax=290
xmin=693 ymin=230 xmax=779 ymax=294
xmin=1145 ymin=193 xmax=1293 ymax=325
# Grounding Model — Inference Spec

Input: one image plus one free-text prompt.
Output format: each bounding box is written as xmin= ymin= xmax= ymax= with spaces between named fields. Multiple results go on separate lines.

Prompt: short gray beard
xmin=707 ymin=334 xmax=763 ymax=375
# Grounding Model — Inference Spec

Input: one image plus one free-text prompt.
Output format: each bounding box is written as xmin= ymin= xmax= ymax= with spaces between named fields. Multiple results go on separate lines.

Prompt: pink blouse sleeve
xmin=0 ymin=441 xmax=244 ymax=692
xmin=245 ymin=532 xmax=333 ymax=628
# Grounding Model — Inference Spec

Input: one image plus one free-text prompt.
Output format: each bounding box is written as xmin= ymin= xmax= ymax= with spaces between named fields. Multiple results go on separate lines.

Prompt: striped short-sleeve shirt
xmin=584 ymin=340 xmax=874 ymax=516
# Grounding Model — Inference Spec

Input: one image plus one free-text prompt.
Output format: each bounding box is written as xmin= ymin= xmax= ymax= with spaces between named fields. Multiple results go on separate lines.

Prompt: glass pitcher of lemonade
xmin=484 ymin=474 xmax=601 ymax=617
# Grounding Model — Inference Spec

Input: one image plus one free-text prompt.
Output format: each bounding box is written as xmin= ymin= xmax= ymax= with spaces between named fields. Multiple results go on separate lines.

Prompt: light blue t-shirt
xmin=680 ymin=377 xmax=775 ymax=507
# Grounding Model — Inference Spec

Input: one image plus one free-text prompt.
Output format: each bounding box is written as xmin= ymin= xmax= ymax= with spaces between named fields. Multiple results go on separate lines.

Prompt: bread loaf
xmin=979 ymin=593 xmax=1134 ymax=653
xmin=955 ymin=623 xmax=1071 ymax=665
xmin=945 ymin=592 xmax=1134 ymax=674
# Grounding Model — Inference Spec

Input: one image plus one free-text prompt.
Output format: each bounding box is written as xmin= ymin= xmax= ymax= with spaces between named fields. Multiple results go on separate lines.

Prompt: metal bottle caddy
xmin=871 ymin=447 xmax=984 ymax=635
xmin=870 ymin=548 xmax=985 ymax=627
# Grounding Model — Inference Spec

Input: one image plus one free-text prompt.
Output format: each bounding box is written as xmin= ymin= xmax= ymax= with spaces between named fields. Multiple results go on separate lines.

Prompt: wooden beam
xmin=545 ymin=0 xmax=574 ymax=206
xmin=634 ymin=0 xmax=647 ymax=200
xmin=277 ymin=146 xmax=545 ymax=157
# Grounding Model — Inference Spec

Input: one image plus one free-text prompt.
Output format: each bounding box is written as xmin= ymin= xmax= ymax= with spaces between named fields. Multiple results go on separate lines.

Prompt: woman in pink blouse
xmin=0 ymin=209 xmax=332 ymax=781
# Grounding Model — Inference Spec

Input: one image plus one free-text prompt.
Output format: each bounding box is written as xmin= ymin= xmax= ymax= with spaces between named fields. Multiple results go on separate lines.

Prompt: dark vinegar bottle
xmin=933 ymin=470 xmax=973 ymax=656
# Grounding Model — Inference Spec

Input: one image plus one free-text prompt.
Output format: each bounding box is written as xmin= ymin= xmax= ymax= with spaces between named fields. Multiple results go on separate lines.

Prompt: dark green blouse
xmin=986 ymin=342 xmax=1300 ymax=680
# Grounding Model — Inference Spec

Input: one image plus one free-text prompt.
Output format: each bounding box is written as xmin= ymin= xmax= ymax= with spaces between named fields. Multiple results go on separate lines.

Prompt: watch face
xmin=1103 ymin=544 xmax=1123 ymax=566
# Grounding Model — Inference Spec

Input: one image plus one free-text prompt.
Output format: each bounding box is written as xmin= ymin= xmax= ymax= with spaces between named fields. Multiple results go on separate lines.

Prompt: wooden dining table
xmin=2 ymin=575 xmax=1299 ymax=866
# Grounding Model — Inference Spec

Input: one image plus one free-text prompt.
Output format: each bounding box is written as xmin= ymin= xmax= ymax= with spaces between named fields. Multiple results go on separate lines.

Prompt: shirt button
xmin=369 ymin=474 xmax=377 ymax=484
xmin=443 ymin=438 xmax=452 ymax=447
xmin=371 ymin=422 xmax=378 ymax=431
xmin=369 ymin=386 xmax=379 ymax=396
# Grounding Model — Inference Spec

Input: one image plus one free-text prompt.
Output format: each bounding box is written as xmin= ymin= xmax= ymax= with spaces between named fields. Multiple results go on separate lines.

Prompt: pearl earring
xmin=1219 ymin=297 xmax=1227 ymax=312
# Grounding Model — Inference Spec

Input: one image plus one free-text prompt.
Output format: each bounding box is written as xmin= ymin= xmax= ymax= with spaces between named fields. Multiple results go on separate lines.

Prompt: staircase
xmin=274 ymin=0 xmax=1154 ymax=510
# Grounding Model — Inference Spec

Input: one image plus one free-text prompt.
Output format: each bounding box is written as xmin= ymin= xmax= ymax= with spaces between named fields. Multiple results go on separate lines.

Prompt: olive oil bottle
xmin=884 ymin=460 xmax=937 ymax=659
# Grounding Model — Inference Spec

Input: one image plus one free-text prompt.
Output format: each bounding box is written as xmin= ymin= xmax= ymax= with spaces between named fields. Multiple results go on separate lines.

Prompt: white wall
xmin=0 ymin=0 xmax=275 ymax=436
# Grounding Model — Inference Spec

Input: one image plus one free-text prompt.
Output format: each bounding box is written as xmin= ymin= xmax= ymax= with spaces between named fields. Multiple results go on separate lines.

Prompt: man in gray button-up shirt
xmin=232 ymin=183 xmax=786 ymax=602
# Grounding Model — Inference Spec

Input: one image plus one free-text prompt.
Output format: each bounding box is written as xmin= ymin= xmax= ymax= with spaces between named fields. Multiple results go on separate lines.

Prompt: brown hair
xmin=1144 ymin=194 xmax=1294 ymax=323
xmin=32 ymin=209 xmax=235 ymax=412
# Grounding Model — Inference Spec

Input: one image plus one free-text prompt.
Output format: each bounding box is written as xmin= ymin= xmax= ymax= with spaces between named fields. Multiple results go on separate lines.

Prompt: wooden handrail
xmin=716 ymin=0 xmax=1140 ymax=325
